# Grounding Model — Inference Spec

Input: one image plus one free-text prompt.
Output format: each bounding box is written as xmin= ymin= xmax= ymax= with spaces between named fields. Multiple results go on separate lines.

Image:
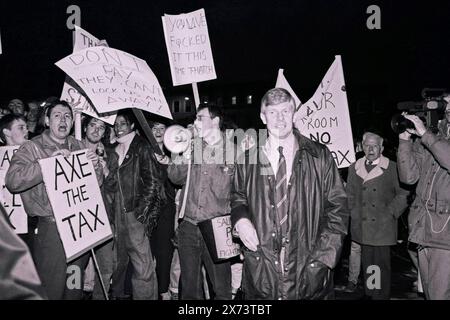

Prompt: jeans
xmin=418 ymin=247 xmax=450 ymax=299
xmin=178 ymin=220 xmax=231 ymax=300
xmin=348 ymin=241 xmax=361 ymax=284
xmin=115 ymin=211 xmax=158 ymax=300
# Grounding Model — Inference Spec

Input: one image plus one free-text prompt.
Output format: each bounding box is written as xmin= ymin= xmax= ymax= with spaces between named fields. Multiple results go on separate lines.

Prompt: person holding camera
xmin=397 ymin=101 xmax=450 ymax=299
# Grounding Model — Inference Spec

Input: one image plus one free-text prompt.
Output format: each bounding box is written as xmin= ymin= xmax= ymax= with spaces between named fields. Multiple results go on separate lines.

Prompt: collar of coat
xmin=39 ymin=129 xmax=82 ymax=150
xmin=355 ymin=155 xmax=389 ymax=183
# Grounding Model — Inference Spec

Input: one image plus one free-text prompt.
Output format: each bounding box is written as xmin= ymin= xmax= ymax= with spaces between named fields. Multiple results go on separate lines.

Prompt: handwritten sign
xmin=39 ymin=150 xmax=112 ymax=262
xmin=0 ymin=146 xmax=27 ymax=234
xmin=162 ymin=8 xmax=217 ymax=86
xmin=198 ymin=215 xmax=240 ymax=262
xmin=60 ymin=26 xmax=117 ymax=125
xmin=275 ymin=69 xmax=301 ymax=110
xmin=294 ymin=56 xmax=355 ymax=168
xmin=56 ymin=46 xmax=172 ymax=119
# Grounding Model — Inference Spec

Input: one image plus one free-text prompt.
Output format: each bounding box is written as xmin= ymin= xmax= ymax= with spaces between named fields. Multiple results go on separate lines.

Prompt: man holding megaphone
xmin=156 ymin=105 xmax=234 ymax=300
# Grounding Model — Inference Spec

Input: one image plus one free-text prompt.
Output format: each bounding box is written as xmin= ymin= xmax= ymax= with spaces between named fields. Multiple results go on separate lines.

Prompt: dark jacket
xmin=347 ymin=155 xmax=408 ymax=246
xmin=0 ymin=204 xmax=46 ymax=299
xmin=101 ymin=147 xmax=119 ymax=226
xmin=397 ymin=121 xmax=450 ymax=250
xmin=231 ymin=131 xmax=349 ymax=300
xmin=116 ymin=134 xmax=164 ymax=236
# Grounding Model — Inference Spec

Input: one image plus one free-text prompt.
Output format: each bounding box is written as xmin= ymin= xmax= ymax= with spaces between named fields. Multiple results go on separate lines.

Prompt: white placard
xmin=294 ymin=56 xmax=355 ymax=168
xmin=56 ymin=46 xmax=172 ymax=119
xmin=162 ymin=8 xmax=217 ymax=86
xmin=60 ymin=26 xmax=117 ymax=125
xmin=39 ymin=149 xmax=112 ymax=262
xmin=275 ymin=69 xmax=301 ymax=110
xmin=0 ymin=146 xmax=27 ymax=234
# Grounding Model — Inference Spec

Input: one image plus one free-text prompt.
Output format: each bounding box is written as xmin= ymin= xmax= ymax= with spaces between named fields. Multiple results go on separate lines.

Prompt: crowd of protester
xmin=1 ymin=89 xmax=450 ymax=301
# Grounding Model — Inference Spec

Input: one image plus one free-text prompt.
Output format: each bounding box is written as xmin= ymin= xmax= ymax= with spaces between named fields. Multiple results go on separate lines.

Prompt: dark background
xmin=0 ymin=0 xmax=449 ymax=144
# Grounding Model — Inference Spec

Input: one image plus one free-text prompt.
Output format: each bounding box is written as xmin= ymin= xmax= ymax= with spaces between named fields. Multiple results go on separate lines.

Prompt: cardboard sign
xmin=275 ymin=69 xmax=301 ymax=110
xmin=56 ymin=46 xmax=172 ymax=119
xmin=198 ymin=215 xmax=240 ymax=262
xmin=162 ymin=8 xmax=217 ymax=86
xmin=294 ymin=56 xmax=355 ymax=168
xmin=39 ymin=149 xmax=112 ymax=262
xmin=0 ymin=146 xmax=27 ymax=234
xmin=60 ymin=26 xmax=117 ymax=125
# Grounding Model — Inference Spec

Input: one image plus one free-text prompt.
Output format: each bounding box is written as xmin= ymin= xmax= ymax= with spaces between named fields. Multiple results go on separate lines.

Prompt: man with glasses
xmin=160 ymin=105 xmax=234 ymax=300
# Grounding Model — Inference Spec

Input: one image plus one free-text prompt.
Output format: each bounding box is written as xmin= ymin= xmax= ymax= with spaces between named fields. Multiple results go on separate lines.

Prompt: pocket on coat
xmin=424 ymin=201 xmax=450 ymax=248
xmin=303 ymin=261 xmax=332 ymax=300
xmin=242 ymin=249 xmax=274 ymax=299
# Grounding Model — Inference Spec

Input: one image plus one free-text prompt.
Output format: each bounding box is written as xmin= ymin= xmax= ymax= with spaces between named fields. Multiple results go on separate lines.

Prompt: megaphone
xmin=163 ymin=124 xmax=196 ymax=153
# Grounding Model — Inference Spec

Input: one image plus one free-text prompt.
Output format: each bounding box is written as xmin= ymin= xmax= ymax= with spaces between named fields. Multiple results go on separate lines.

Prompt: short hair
xmin=82 ymin=115 xmax=111 ymax=145
xmin=362 ymin=131 xmax=384 ymax=146
xmin=0 ymin=114 xmax=27 ymax=142
xmin=45 ymin=100 xmax=73 ymax=118
xmin=197 ymin=104 xmax=225 ymax=131
xmin=260 ymin=88 xmax=295 ymax=113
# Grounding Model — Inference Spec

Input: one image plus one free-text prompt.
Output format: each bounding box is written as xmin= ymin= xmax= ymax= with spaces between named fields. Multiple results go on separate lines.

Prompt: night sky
xmin=1 ymin=0 xmax=449 ymax=111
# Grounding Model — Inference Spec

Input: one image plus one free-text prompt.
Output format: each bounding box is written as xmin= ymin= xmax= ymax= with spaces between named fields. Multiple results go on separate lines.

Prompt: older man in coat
xmin=347 ymin=132 xmax=408 ymax=299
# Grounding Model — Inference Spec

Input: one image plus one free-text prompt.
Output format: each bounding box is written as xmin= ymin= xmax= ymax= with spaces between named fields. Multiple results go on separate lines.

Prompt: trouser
xmin=418 ymin=246 xmax=450 ymax=300
xmin=18 ymin=216 xmax=38 ymax=261
xmin=348 ymin=241 xmax=361 ymax=284
xmin=178 ymin=220 xmax=231 ymax=300
xmin=34 ymin=217 xmax=89 ymax=300
xmin=361 ymin=245 xmax=391 ymax=300
xmin=115 ymin=211 xmax=158 ymax=300
xmin=150 ymin=202 xmax=176 ymax=295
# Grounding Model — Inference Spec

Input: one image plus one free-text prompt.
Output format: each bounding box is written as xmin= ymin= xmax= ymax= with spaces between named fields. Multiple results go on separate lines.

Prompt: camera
xmin=391 ymin=88 xmax=449 ymax=134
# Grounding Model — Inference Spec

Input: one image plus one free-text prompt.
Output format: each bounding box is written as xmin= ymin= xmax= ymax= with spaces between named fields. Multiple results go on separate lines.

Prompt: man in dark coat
xmin=231 ymin=88 xmax=349 ymax=300
xmin=347 ymin=131 xmax=408 ymax=299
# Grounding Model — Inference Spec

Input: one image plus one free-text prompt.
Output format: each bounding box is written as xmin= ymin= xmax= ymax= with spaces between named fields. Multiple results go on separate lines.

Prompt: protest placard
xmin=60 ymin=26 xmax=117 ymax=125
xmin=56 ymin=46 xmax=172 ymax=119
xmin=294 ymin=56 xmax=355 ymax=168
xmin=39 ymin=149 xmax=112 ymax=262
xmin=275 ymin=69 xmax=302 ymax=111
xmin=198 ymin=215 xmax=240 ymax=262
xmin=162 ymin=8 xmax=217 ymax=86
xmin=0 ymin=146 xmax=27 ymax=234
